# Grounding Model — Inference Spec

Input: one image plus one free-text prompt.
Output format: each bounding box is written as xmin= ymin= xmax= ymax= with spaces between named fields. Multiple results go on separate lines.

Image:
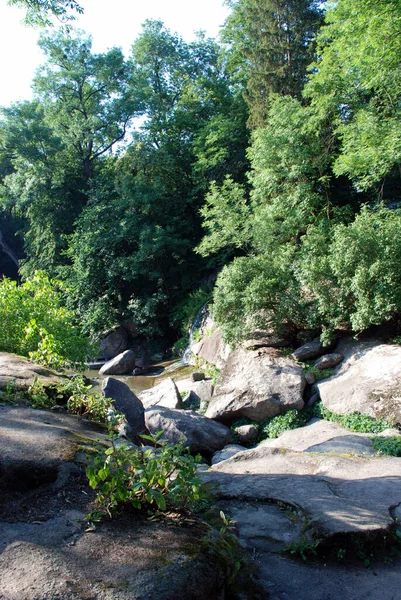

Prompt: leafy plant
xmin=312 ymin=402 xmax=388 ymax=433
xmin=27 ymin=376 xmax=56 ymax=409
xmin=371 ymin=436 xmax=401 ymax=457
xmin=59 ymin=376 xmax=113 ymax=422
xmin=86 ymin=431 xmax=204 ymax=518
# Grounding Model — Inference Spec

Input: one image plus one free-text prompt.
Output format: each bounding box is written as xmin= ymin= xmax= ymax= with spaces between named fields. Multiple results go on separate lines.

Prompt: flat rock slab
xmin=139 ymin=377 xmax=182 ymax=410
xmin=0 ymin=405 xmax=106 ymax=494
xmin=204 ymin=446 xmax=401 ymax=537
xmin=0 ymin=352 xmax=65 ymax=389
xmin=260 ymin=418 xmax=376 ymax=456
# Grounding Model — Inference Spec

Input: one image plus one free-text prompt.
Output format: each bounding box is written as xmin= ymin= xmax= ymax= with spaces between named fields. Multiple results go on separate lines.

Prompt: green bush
xmin=0 ymin=272 xmax=91 ymax=369
xmin=86 ymin=431 xmax=204 ymax=518
xmin=371 ymin=436 xmax=401 ymax=457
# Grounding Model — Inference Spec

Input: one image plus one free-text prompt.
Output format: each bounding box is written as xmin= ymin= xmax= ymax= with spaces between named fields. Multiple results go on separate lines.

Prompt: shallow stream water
xmin=83 ymin=360 xmax=194 ymax=395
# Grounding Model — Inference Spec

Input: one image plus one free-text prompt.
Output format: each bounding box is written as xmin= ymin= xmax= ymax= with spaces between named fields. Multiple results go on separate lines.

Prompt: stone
xmin=97 ymin=326 xmax=129 ymax=359
xmin=317 ymin=338 xmax=401 ymax=425
xmin=138 ymin=377 xmax=183 ymax=410
xmin=313 ymin=353 xmax=343 ymax=370
xmin=211 ymin=444 xmax=248 ymax=465
xmin=305 ymin=392 xmax=320 ymax=408
xmin=304 ymin=371 xmax=317 ymax=385
xmin=0 ymin=352 xmax=65 ymax=390
xmin=0 ymin=407 xmax=228 ymax=600
xmin=99 ymin=349 xmax=136 ymax=375
xmin=205 ymin=348 xmax=305 ymax=423
xmin=190 ymin=380 xmax=214 ymax=402
xmin=191 ymin=372 xmax=205 ymax=382
xmin=234 ymin=424 xmax=259 ymax=444
xmin=102 ymin=377 xmax=146 ymax=439
xmin=204 ymin=443 xmax=401 ymax=538
xmin=144 ymin=406 xmax=234 ymax=455
xmin=190 ymin=329 xmax=231 ymax=369
xmin=242 ymin=328 xmax=291 ymax=350
xmin=291 ymin=337 xmax=332 ymax=362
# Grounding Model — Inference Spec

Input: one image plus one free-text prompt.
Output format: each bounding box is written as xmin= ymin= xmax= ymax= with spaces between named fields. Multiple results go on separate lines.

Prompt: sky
xmin=0 ymin=0 xmax=230 ymax=108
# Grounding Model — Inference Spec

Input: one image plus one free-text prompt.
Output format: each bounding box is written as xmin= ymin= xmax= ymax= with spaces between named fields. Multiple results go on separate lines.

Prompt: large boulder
xmin=99 ymin=350 xmax=136 ymax=375
xmin=0 ymin=352 xmax=65 ymax=390
xmin=139 ymin=377 xmax=183 ymax=410
xmin=317 ymin=338 xmax=401 ymax=425
xmin=191 ymin=330 xmax=231 ymax=369
xmin=205 ymin=348 xmax=305 ymax=423
xmin=144 ymin=406 xmax=234 ymax=455
xmin=98 ymin=326 xmax=129 ymax=359
xmin=102 ymin=377 xmax=146 ymax=439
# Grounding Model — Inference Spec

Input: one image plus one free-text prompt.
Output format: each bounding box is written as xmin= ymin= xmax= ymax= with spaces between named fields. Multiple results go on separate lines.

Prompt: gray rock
xmin=211 ymin=444 xmax=248 ymax=465
xmin=305 ymin=392 xmax=320 ymax=408
xmin=242 ymin=328 xmax=292 ymax=350
xmin=139 ymin=377 xmax=183 ymax=410
xmin=304 ymin=371 xmax=317 ymax=385
xmin=314 ymin=353 xmax=343 ymax=370
xmin=291 ymin=337 xmax=330 ymax=362
xmin=99 ymin=350 xmax=136 ymax=375
xmin=191 ymin=372 xmax=205 ymax=382
xmin=204 ymin=443 xmax=401 ymax=537
xmin=205 ymin=348 xmax=305 ymax=423
xmin=102 ymin=377 xmax=146 ymax=439
xmin=98 ymin=326 xmax=129 ymax=359
xmin=0 ymin=352 xmax=65 ymax=390
xmin=191 ymin=330 xmax=231 ymax=368
xmin=190 ymin=380 xmax=214 ymax=402
xmin=234 ymin=424 xmax=259 ymax=444
xmin=317 ymin=338 xmax=401 ymax=425
xmin=145 ymin=406 xmax=234 ymax=455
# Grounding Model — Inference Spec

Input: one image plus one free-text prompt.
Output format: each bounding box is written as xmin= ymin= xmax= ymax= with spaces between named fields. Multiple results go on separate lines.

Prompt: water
xmin=84 ymin=360 xmax=194 ymax=395
xmin=182 ymin=302 xmax=209 ymax=364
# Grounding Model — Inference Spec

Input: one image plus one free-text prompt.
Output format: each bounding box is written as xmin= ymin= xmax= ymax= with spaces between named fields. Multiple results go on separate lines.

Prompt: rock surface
xmin=139 ymin=377 xmax=183 ymax=410
xmin=145 ymin=406 xmax=234 ymax=455
xmin=206 ymin=348 xmax=305 ymax=423
xmin=191 ymin=329 xmax=230 ymax=368
xmin=98 ymin=326 xmax=129 ymax=359
xmin=102 ymin=377 xmax=146 ymax=439
xmin=0 ymin=352 xmax=65 ymax=389
xmin=99 ymin=349 xmax=136 ymax=375
xmin=211 ymin=444 xmax=248 ymax=465
xmin=317 ymin=338 xmax=401 ymax=424
xmin=291 ymin=337 xmax=328 ymax=362
xmin=0 ymin=406 xmax=228 ymax=600
xmin=314 ymin=352 xmax=344 ymax=370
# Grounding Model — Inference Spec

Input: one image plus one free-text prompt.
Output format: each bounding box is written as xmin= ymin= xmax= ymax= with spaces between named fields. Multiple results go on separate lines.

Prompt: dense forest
xmin=1 ymin=0 xmax=401 ymax=366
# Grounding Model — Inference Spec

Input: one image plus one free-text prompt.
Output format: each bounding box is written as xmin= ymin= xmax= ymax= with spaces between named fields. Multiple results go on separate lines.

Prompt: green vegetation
xmin=0 ymin=273 xmax=91 ymax=369
xmin=371 ymin=437 xmax=401 ymax=458
xmin=313 ymin=403 xmax=389 ymax=434
xmin=86 ymin=430 xmax=204 ymax=518
xmin=2 ymin=0 xmax=401 ymax=355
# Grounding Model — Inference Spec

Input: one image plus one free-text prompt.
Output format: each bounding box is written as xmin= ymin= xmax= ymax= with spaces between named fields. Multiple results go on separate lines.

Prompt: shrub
xmin=86 ymin=431 xmax=204 ymax=518
xmin=0 ymin=272 xmax=92 ymax=369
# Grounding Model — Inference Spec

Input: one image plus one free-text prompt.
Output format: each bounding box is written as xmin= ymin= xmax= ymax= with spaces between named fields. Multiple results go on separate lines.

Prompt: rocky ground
xmin=2 ymin=331 xmax=401 ymax=599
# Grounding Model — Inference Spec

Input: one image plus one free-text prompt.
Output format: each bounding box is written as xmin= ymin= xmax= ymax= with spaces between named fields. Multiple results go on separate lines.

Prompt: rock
xmin=211 ymin=444 xmax=248 ymax=465
xmin=102 ymin=377 xmax=146 ymax=440
xmin=191 ymin=372 xmax=205 ymax=382
xmin=0 ymin=406 xmax=229 ymax=600
xmin=291 ymin=337 xmax=332 ymax=362
xmin=304 ymin=371 xmax=317 ymax=385
xmin=191 ymin=329 xmax=231 ymax=369
xmin=234 ymin=424 xmax=259 ymax=444
xmin=205 ymin=348 xmax=305 ymax=423
xmin=191 ymin=380 xmax=214 ymax=402
xmin=305 ymin=392 xmax=320 ymax=408
xmin=0 ymin=352 xmax=65 ymax=390
xmin=314 ymin=353 xmax=343 ymax=370
xmin=145 ymin=406 xmax=234 ymax=455
xmin=139 ymin=378 xmax=183 ymax=410
xmin=243 ymin=328 xmax=292 ymax=350
xmin=259 ymin=418 xmax=375 ymax=455
xmin=204 ymin=443 xmax=401 ymax=538
xmin=317 ymin=338 xmax=401 ymax=425
xmin=99 ymin=349 xmax=136 ymax=375
xmin=98 ymin=326 xmax=129 ymax=359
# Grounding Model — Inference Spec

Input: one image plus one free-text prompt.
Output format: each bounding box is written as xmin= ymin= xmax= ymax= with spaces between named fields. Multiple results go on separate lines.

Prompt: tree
xmin=305 ymin=0 xmax=401 ymax=198
xmin=223 ymin=0 xmax=323 ymax=126
xmin=7 ymin=0 xmax=83 ymax=26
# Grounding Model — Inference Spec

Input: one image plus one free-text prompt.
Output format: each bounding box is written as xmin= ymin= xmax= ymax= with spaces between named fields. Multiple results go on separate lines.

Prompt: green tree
xmin=7 ymin=0 xmax=83 ymax=26
xmin=224 ymin=0 xmax=323 ymax=126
